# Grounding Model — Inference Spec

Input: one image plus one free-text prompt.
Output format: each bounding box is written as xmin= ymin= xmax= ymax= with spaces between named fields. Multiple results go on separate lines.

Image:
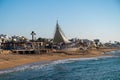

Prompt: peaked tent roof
xmin=53 ymin=21 xmax=70 ymax=43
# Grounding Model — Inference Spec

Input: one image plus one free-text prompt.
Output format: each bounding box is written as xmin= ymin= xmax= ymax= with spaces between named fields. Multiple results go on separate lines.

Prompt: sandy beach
xmin=0 ymin=48 xmax=119 ymax=70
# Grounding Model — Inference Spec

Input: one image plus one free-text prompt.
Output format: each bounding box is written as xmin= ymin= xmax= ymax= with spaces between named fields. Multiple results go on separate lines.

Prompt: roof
xmin=53 ymin=21 xmax=70 ymax=43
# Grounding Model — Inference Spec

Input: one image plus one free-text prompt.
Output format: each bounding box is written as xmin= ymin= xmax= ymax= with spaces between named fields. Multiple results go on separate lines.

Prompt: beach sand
xmin=0 ymin=48 xmax=119 ymax=70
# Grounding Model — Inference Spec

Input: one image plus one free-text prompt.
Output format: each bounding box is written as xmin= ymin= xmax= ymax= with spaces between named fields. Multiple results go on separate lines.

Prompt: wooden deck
xmin=12 ymin=49 xmax=35 ymax=54
xmin=12 ymin=49 xmax=50 ymax=54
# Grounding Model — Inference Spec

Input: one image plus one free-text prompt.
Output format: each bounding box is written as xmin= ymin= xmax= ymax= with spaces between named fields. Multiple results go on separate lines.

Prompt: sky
xmin=0 ymin=0 xmax=120 ymax=42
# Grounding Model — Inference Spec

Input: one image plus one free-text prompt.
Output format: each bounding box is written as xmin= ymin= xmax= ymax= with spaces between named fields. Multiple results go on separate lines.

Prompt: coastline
xmin=0 ymin=48 xmax=119 ymax=70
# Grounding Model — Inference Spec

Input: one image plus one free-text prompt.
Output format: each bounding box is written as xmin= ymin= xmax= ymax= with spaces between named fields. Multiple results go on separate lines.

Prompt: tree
xmin=37 ymin=37 xmax=48 ymax=42
xmin=31 ymin=31 xmax=36 ymax=41
xmin=94 ymin=39 xmax=100 ymax=49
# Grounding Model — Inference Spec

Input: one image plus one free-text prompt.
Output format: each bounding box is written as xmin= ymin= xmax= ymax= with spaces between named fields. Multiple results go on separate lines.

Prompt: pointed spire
xmin=56 ymin=20 xmax=59 ymax=29
xmin=57 ymin=19 xmax=58 ymax=24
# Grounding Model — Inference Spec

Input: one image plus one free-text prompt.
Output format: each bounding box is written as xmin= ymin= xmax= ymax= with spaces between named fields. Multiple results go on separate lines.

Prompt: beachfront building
xmin=0 ymin=34 xmax=28 ymax=43
xmin=0 ymin=34 xmax=29 ymax=50
xmin=53 ymin=21 xmax=70 ymax=44
xmin=11 ymin=35 xmax=28 ymax=42
xmin=0 ymin=34 xmax=11 ymax=43
xmin=78 ymin=39 xmax=94 ymax=49
xmin=93 ymin=39 xmax=104 ymax=48
xmin=104 ymin=41 xmax=120 ymax=48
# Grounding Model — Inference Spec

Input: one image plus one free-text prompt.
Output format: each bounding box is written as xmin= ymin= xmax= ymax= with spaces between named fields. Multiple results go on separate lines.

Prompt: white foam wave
xmin=0 ymin=62 xmax=50 ymax=75
xmin=43 ymin=56 xmax=116 ymax=67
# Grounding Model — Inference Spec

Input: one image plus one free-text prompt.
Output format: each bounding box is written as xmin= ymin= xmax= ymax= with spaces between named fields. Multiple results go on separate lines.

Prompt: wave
xmin=51 ymin=56 xmax=118 ymax=64
xmin=0 ymin=55 xmax=118 ymax=75
xmin=0 ymin=61 xmax=50 ymax=75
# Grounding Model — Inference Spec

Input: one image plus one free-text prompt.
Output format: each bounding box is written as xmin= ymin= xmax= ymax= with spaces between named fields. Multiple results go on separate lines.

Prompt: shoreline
xmin=0 ymin=48 xmax=120 ymax=70
xmin=0 ymin=55 xmax=115 ymax=75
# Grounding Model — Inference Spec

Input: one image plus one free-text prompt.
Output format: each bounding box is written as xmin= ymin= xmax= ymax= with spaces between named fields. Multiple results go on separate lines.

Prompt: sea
xmin=0 ymin=50 xmax=120 ymax=80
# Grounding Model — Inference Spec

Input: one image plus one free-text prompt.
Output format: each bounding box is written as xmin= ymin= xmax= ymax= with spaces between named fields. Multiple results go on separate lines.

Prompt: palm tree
xmin=31 ymin=31 xmax=36 ymax=41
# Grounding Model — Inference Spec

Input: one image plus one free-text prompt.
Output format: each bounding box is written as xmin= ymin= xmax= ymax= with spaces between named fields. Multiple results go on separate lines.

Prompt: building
xmin=53 ymin=21 xmax=70 ymax=43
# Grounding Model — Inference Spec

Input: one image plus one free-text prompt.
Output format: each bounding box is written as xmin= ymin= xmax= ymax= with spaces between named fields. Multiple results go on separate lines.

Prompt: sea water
xmin=0 ymin=51 xmax=120 ymax=80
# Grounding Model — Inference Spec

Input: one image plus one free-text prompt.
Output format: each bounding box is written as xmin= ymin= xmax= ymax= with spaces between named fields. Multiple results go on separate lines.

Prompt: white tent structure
xmin=53 ymin=21 xmax=70 ymax=43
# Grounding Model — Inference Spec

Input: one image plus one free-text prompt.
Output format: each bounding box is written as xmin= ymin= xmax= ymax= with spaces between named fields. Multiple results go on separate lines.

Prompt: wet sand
xmin=0 ymin=48 xmax=119 ymax=70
